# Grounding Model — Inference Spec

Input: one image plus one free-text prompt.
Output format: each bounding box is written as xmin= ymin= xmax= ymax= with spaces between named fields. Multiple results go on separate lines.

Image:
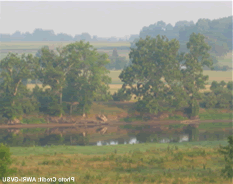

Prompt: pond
xmin=96 ymin=134 xmax=189 ymax=146
xmin=0 ymin=127 xmax=231 ymax=147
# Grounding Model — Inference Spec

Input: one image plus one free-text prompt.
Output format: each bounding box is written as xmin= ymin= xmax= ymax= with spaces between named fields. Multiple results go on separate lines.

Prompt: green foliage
xmin=184 ymin=125 xmax=199 ymax=141
xmin=0 ymin=144 xmax=16 ymax=180
xmin=39 ymin=134 xmax=64 ymax=146
xmin=167 ymin=115 xmax=188 ymax=121
xmin=181 ymin=33 xmax=213 ymax=117
xmin=187 ymin=99 xmax=200 ymax=118
xmin=106 ymin=56 xmax=129 ymax=70
xmin=0 ymin=96 xmax=23 ymax=120
xmin=0 ymin=53 xmax=37 ymax=120
xmin=47 ymin=97 xmax=64 ymax=117
xmin=139 ymin=17 xmax=232 ymax=57
xmin=120 ymin=33 xmax=213 ymax=117
xmin=112 ymin=88 xmax=132 ymax=101
xmin=173 ymin=152 xmax=184 ymax=161
xmin=210 ymin=81 xmax=219 ymax=91
xmin=219 ymin=136 xmax=233 ymax=179
xmin=203 ymin=82 xmax=233 ymax=109
xmin=201 ymin=92 xmax=218 ymax=109
xmin=62 ymin=41 xmax=111 ymax=115
xmin=227 ymin=81 xmax=233 ymax=91
xmin=21 ymin=117 xmax=46 ymax=124
xmin=120 ymin=35 xmax=182 ymax=115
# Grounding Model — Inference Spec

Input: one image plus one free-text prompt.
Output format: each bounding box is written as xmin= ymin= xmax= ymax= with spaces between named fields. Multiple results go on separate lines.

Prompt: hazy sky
xmin=0 ymin=1 xmax=232 ymax=38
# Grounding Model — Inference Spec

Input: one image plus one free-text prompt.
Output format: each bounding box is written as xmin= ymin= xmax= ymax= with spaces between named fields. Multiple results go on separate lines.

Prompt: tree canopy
xmin=120 ymin=33 xmax=213 ymax=117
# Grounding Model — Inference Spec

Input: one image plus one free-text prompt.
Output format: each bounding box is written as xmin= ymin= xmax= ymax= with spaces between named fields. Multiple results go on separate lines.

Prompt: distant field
xmin=98 ymin=49 xmax=130 ymax=59
xmin=0 ymin=41 xmax=131 ymax=50
xmin=0 ymin=41 xmax=131 ymax=60
xmin=203 ymin=70 xmax=232 ymax=83
xmin=26 ymin=70 xmax=231 ymax=95
xmin=217 ymin=52 xmax=232 ymax=63
xmin=1 ymin=42 xmax=231 ymax=65
xmin=107 ymin=70 xmax=233 ymax=84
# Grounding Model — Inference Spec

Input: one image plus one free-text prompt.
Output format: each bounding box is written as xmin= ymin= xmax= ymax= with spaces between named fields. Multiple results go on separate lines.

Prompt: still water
xmin=96 ymin=134 xmax=189 ymax=146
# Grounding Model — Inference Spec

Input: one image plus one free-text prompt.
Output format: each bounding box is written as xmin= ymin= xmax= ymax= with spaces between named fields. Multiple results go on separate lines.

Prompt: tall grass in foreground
xmin=5 ymin=141 xmax=231 ymax=184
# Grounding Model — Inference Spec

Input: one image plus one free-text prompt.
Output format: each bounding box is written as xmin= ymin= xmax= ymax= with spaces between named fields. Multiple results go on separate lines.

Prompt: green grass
xmin=21 ymin=117 xmax=47 ymax=124
xmin=166 ymin=115 xmax=189 ymax=121
xmin=9 ymin=140 xmax=228 ymax=156
xmin=199 ymin=112 xmax=232 ymax=120
xmin=7 ymin=140 xmax=232 ymax=184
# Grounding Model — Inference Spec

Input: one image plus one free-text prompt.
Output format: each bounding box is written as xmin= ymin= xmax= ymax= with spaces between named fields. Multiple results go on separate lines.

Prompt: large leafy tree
xmin=120 ymin=33 xmax=213 ymax=118
xmin=180 ymin=33 xmax=213 ymax=117
xmin=119 ymin=35 xmax=183 ymax=115
xmin=0 ymin=53 xmax=36 ymax=120
xmin=62 ymin=41 xmax=111 ymax=115
xmin=35 ymin=45 xmax=77 ymax=106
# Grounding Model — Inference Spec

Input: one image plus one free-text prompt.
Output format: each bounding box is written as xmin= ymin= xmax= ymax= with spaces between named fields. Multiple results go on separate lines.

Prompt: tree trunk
xmin=70 ymin=104 xmax=73 ymax=115
xmin=83 ymin=102 xmax=86 ymax=117
xmin=60 ymin=87 xmax=63 ymax=105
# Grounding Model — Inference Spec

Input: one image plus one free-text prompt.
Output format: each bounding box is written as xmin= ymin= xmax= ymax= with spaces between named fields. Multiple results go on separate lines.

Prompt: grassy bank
xmin=10 ymin=140 xmax=227 ymax=156
xmin=5 ymin=140 xmax=230 ymax=184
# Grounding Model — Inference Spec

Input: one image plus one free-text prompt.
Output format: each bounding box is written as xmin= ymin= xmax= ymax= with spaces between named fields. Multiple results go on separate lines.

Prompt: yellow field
xmin=203 ymin=70 xmax=232 ymax=83
xmin=27 ymin=69 xmax=231 ymax=95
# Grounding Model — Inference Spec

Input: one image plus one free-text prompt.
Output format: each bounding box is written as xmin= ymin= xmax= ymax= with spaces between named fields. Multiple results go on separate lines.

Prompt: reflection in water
xmin=0 ymin=128 xmax=231 ymax=147
xmin=96 ymin=137 xmax=138 ymax=146
xmin=96 ymin=134 xmax=189 ymax=146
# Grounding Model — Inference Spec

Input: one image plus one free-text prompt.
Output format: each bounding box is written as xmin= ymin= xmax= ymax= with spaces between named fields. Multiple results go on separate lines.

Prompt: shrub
xmin=112 ymin=88 xmax=132 ymax=101
xmin=210 ymin=81 xmax=219 ymax=91
xmin=227 ymin=81 xmax=233 ymax=91
xmin=173 ymin=152 xmax=184 ymax=161
xmin=219 ymin=136 xmax=233 ymax=180
xmin=201 ymin=92 xmax=218 ymax=108
xmin=0 ymin=144 xmax=16 ymax=180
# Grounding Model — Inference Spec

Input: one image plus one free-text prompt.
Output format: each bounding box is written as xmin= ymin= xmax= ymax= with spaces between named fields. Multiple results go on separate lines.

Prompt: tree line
xmin=117 ymin=33 xmax=233 ymax=118
xmin=0 ymin=29 xmax=132 ymax=42
xmin=0 ymin=33 xmax=232 ymax=124
xmin=0 ymin=41 xmax=112 ymax=122
xmin=138 ymin=16 xmax=232 ymax=57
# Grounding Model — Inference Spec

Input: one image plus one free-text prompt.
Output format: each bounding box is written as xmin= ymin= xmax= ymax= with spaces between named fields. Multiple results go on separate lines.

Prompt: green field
xmin=5 ymin=140 xmax=231 ymax=184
